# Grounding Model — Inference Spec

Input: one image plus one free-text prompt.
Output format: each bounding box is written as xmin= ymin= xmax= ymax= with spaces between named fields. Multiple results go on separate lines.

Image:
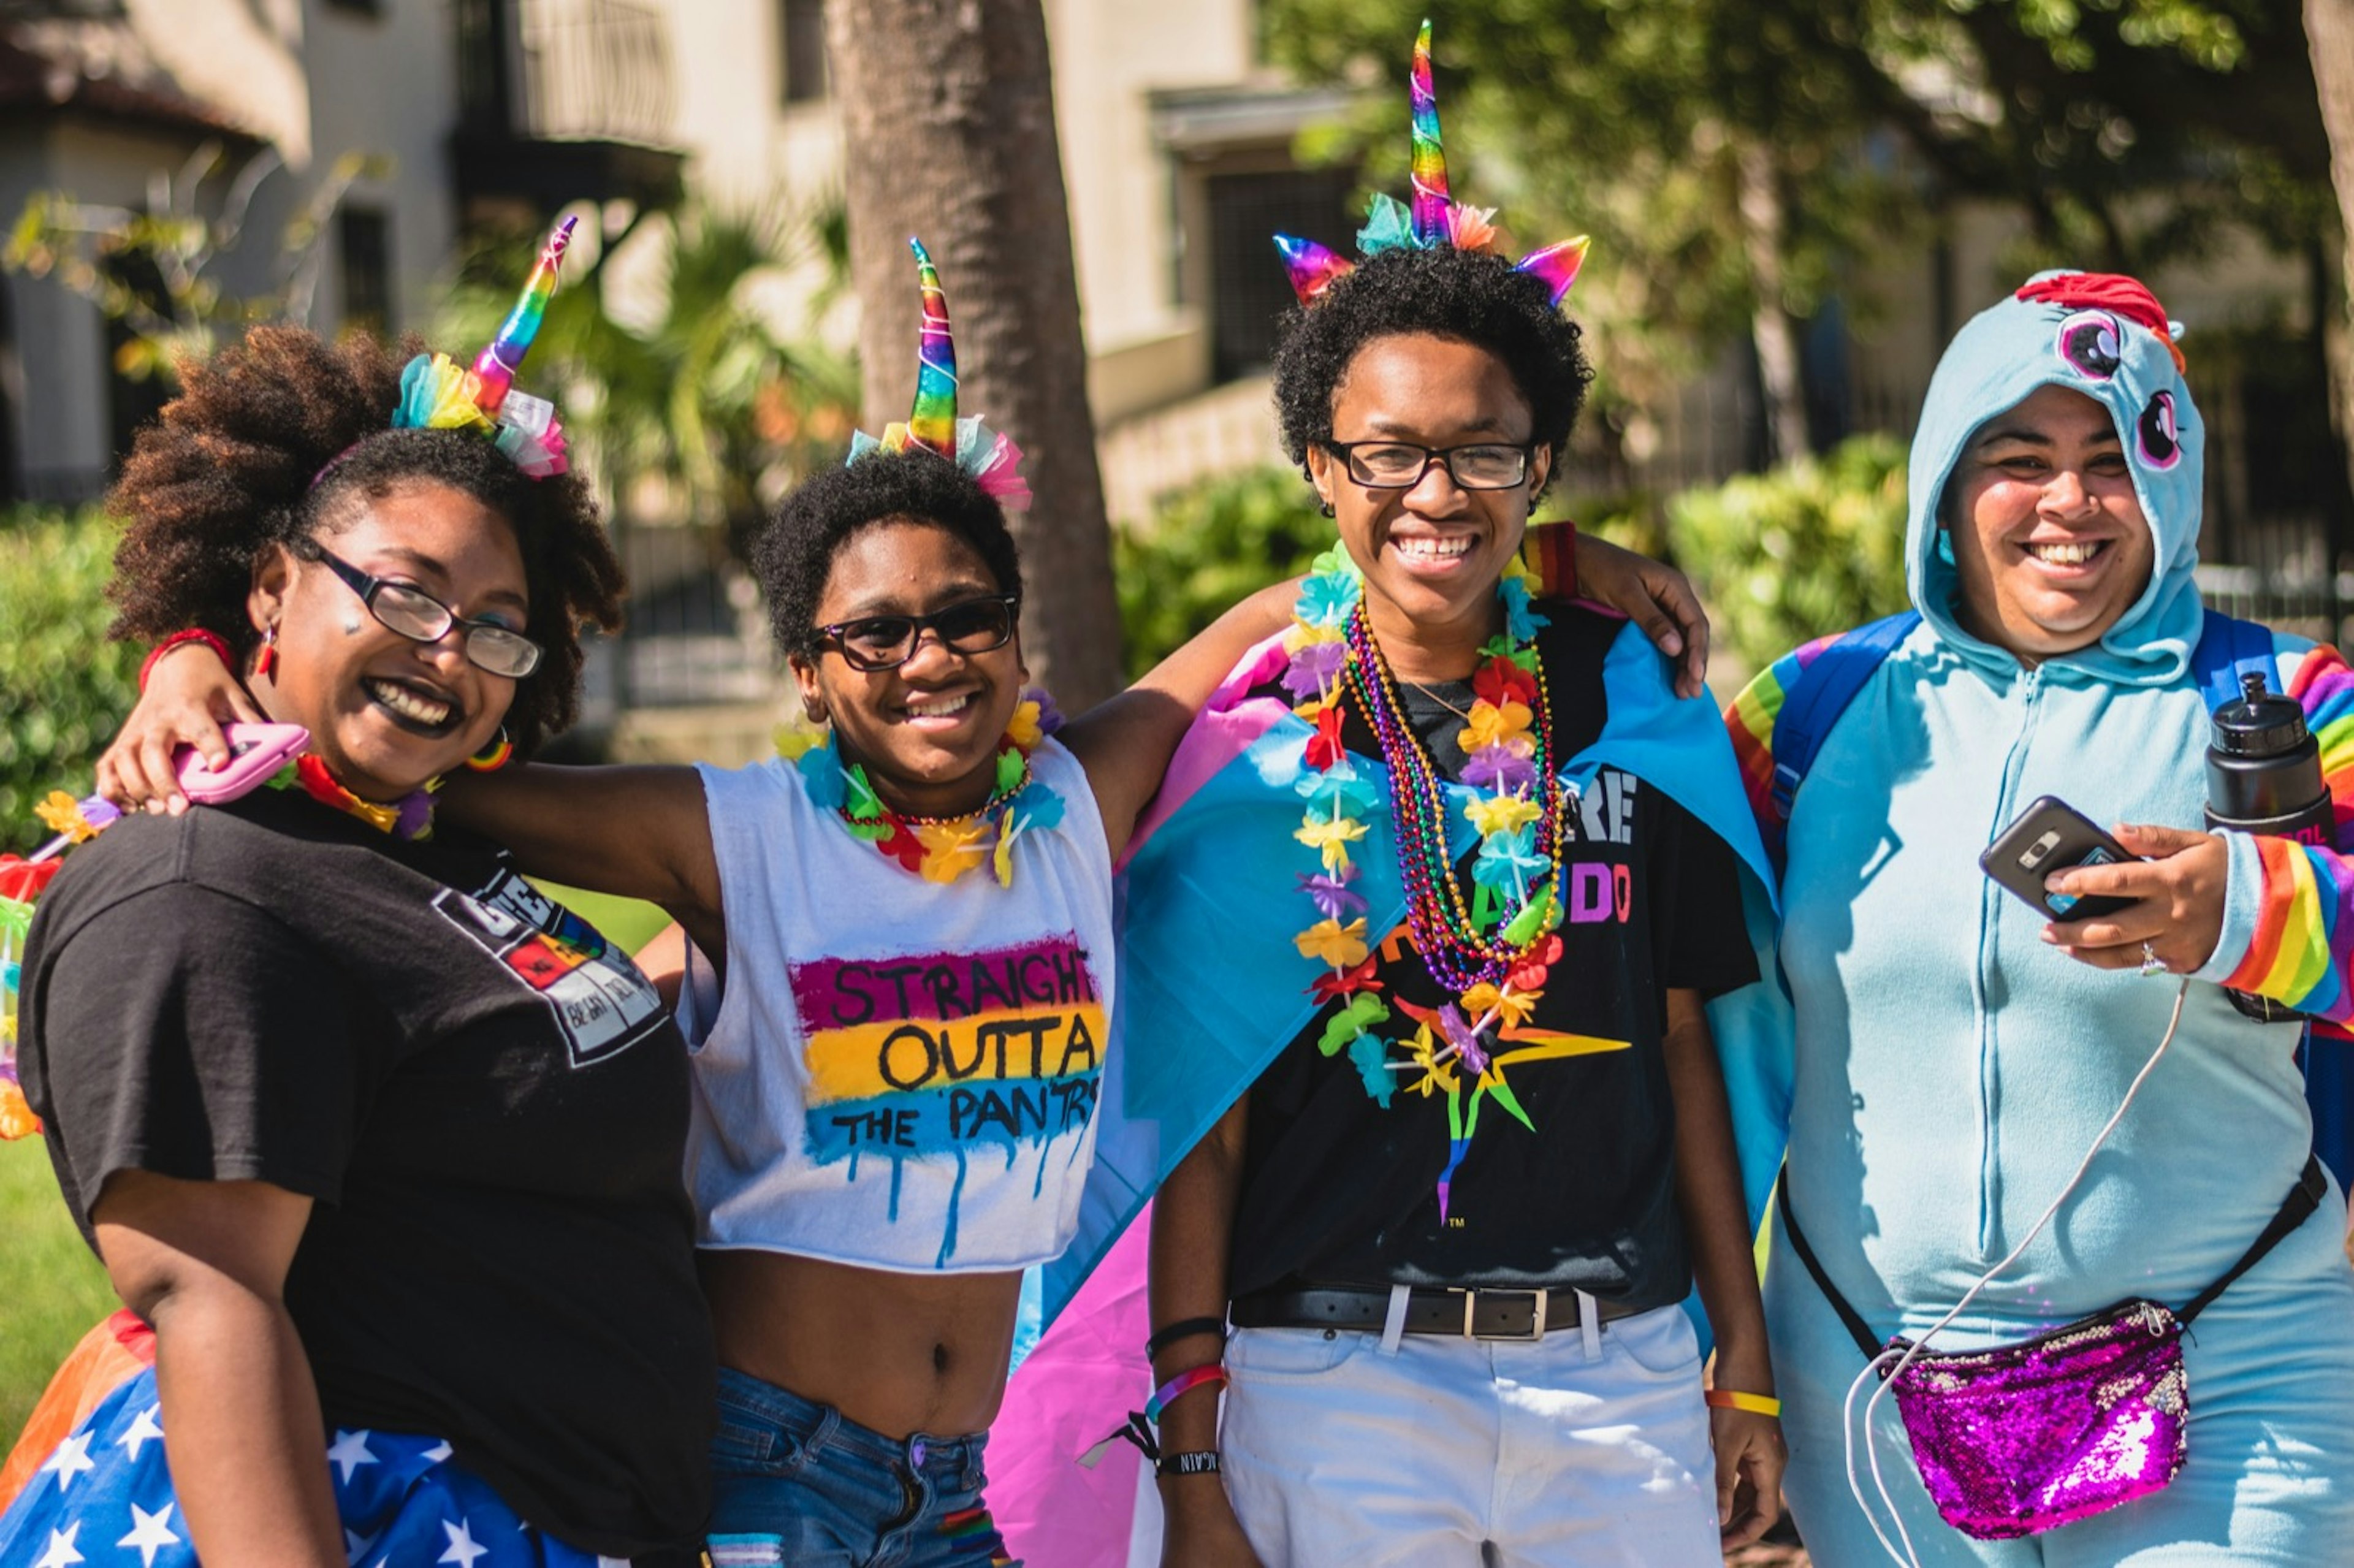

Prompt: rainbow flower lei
xmin=1286 ymin=548 xmax=1620 ymax=1217
xmin=784 ymin=690 xmax=1066 ymax=887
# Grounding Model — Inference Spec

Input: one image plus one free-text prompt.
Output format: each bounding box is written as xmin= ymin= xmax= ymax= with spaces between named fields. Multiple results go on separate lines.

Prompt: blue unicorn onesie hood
xmin=1906 ymin=272 xmax=2206 ymax=686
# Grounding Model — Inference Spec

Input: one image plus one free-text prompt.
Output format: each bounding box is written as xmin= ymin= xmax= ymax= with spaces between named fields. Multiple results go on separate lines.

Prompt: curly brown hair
xmin=105 ymin=325 xmax=625 ymax=753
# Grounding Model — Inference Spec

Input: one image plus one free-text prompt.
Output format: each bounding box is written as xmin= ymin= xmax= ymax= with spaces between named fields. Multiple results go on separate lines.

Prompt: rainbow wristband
xmin=1144 ymin=1364 xmax=1227 ymax=1423
xmin=1704 ymin=1388 xmax=1781 ymax=1418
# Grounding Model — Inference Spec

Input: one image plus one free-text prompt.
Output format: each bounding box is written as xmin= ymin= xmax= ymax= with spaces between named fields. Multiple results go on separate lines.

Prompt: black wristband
xmin=1146 ymin=1315 xmax=1227 ymax=1360
xmin=1156 ymin=1449 xmax=1221 ymax=1477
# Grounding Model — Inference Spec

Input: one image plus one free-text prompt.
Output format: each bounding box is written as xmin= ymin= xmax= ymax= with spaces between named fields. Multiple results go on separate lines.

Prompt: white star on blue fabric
xmin=422 ymin=1439 xmax=454 ymax=1464
xmin=116 ymin=1502 xmax=179 ymax=1568
xmin=438 ymin=1517 xmax=489 ymax=1568
xmin=345 ymin=1524 xmax=381 ymax=1562
xmin=115 ymin=1404 xmax=162 ymax=1461
xmin=32 ymin=1523 xmax=85 ymax=1568
xmin=38 ymin=1431 xmax=94 ymax=1493
xmin=326 ymin=1428 xmax=378 ymax=1485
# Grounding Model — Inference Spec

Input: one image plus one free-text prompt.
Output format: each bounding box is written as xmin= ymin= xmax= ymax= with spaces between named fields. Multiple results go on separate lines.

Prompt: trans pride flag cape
xmin=986 ymin=612 xmax=1781 ymax=1564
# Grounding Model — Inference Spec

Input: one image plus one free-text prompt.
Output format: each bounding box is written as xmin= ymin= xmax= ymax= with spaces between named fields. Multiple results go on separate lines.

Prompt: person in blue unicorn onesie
xmin=1716 ymin=272 xmax=2354 ymax=1564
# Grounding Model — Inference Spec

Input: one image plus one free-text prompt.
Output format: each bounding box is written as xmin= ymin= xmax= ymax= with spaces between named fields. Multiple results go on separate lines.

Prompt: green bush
xmin=0 ymin=507 xmax=140 ymax=854
xmin=1116 ymin=466 xmax=1333 ymax=678
xmin=1666 ymin=433 xmax=1912 ymax=676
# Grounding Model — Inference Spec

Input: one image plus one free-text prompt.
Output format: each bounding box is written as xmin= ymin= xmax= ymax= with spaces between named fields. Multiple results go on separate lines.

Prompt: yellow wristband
xmin=1704 ymin=1388 xmax=1781 ymax=1418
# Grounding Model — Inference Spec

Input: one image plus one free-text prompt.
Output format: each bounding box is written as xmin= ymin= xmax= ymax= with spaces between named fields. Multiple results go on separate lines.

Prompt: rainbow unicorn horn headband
xmin=1274 ymin=20 xmax=1589 ymax=310
xmin=390 ymin=216 xmax=576 ymax=478
xmin=847 ymin=237 xmax=1032 ymax=511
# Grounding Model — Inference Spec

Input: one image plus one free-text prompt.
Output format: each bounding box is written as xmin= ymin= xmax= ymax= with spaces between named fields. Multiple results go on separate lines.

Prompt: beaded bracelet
xmin=1144 ymin=1364 xmax=1227 ymax=1424
xmin=1704 ymin=1388 xmax=1782 ymax=1418
xmin=139 ymin=629 xmax=234 ymax=693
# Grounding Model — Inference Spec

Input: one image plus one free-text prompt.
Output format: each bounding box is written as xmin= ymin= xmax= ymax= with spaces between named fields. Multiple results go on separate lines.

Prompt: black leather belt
xmin=1228 ymin=1284 xmax=1644 ymax=1341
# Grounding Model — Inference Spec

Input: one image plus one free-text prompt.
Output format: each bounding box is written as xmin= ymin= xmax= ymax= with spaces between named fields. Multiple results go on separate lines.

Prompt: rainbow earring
xmin=464 ymin=727 xmax=514 ymax=773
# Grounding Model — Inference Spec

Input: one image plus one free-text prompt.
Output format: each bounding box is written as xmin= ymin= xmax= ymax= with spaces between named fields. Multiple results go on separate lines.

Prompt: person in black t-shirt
xmin=1143 ymin=68 xmax=1786 ymax=1566
xmin=0 ymin=313 xmax=712 ymax=1564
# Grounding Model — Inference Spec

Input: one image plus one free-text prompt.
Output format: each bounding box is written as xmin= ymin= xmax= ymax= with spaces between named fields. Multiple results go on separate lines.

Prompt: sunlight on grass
xmin=0 ymin=1136 xmax=116 ymax=1445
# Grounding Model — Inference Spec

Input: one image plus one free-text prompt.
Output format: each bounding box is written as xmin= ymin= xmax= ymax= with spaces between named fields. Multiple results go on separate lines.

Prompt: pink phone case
xmin=173 ymin=722 xmax=309 ymax=803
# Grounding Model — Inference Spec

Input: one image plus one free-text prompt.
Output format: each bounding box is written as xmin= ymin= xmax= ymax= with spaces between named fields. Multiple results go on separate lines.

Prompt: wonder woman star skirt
xmin=0 ymin=1312 xmax=628 ymax=1566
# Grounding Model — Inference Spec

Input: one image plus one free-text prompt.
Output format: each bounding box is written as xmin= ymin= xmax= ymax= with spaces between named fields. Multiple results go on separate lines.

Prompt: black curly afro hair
xmin=1271 ymin=245 xmax=1593 ymax=497
xmin=753 ymin=447 xmax=1023 ymax=660
xmin=104 ymin=325 xmax=625 ymax=755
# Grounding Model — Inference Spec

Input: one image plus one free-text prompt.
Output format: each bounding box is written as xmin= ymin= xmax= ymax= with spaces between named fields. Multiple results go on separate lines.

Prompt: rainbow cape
xmin=986 ymin=612 xmax=1779 ymax=1563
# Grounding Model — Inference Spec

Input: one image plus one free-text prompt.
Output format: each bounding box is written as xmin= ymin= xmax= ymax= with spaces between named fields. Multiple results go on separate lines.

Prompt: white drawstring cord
xmin=1842 ymin=977 xmax=2192 ymax=1566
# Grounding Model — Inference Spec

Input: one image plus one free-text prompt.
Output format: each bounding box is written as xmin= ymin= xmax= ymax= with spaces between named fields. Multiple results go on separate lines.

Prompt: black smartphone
xmin=1979 ymin=795 xmax=2141 ymax=922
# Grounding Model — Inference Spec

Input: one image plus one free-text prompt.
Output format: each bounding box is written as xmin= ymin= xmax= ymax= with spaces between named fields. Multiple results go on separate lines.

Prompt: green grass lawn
xmin=0 ymin=1134 xmax=117 ymax=1445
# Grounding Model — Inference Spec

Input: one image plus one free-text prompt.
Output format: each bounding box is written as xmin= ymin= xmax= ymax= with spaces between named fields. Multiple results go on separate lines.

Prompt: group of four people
xmin=4 ymin=23 xmax=2353 ymax=1568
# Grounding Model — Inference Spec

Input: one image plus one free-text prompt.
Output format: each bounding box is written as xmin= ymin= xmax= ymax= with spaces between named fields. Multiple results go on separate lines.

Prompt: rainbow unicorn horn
xmin=1409 ymin=19 xmax=1452 ymax=248
xmin=907 ymin=237 xmax=959 ymax=458
xmin=470 ymin=215 xmax=577 ymax=417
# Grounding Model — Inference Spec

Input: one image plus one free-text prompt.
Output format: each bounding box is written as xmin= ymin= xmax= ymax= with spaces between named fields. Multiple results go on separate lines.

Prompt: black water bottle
xmin=2206 ymin=671 xmax=2334 ymax=1021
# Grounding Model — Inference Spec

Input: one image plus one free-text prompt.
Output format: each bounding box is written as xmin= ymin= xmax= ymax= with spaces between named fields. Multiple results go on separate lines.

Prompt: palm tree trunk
xmin=1735 ymin=139 xmax=1813 ymax=465
xmin=828 ymin=0 xmax=1124 ymax=710
xmin=2306 ymin=0 xmax=2354 ymax=508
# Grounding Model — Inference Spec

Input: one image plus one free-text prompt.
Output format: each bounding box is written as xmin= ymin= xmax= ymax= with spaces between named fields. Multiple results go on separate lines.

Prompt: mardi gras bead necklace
xmin=787 ymin=690 xmax=1065 ymax=888
xmin=1284 ymin=548 xmax=1604 ymax=1217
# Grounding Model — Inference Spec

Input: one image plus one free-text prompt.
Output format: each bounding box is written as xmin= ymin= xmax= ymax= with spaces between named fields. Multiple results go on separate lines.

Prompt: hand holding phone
xmin=1979 ymin=796 xmax=2143 ymax=923
xmin=173 ymin=722 xmax=309 ymax=804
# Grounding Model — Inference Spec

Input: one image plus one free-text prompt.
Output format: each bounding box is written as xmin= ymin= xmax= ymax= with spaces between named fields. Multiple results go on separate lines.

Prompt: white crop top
xmin=679 ymin=739 xmax=1114 ymax=1273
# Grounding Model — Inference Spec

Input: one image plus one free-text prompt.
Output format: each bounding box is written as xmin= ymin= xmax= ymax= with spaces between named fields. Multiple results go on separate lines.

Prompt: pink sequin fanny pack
xmin=1780 ymin=1158 xmax=2323 ymax=1542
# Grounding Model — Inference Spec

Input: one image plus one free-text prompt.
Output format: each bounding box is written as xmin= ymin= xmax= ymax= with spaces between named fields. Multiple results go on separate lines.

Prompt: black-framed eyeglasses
xmin=815 ymin=593 xmax=1021 ymax=673
xmin=295 ymin=539 xmax=543 ymax=679
xmin=1322 ymin=440 xmax=1534 ymax=491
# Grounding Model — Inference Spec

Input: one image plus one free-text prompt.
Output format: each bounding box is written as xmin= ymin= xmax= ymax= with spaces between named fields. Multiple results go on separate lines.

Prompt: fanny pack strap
xmin=1777 ymin=1154 xmax=2326 ymax=1358
xmin=2177 ymin=1154 xmax=2328 ymax=1325
xmin=1776 ymin=1179 xmax=1884 ymax=1360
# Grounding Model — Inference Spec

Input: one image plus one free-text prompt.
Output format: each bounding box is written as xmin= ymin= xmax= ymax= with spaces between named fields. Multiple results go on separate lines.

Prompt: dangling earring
xmin=464 ymin=726 xmax=514 ymax=773
xmin=256 ymin=624 xmax=280 ymax=680
xmin=1319 ymin=497 xmax=1336 ymax=519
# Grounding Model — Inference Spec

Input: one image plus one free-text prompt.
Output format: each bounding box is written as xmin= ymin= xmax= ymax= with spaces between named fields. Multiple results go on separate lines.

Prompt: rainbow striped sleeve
xmin=1723 ymin=633 xmax=1845 ymax=850
xmin=2217 ymin=643 xmax=2354 ymax=1027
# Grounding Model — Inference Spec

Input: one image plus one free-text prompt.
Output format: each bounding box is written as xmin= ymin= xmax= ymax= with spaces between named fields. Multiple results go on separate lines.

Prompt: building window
xmin=1206 ymin=166 xmax=1355 ymax=381
xmin=781 ymin=0 xmax=828 ymax=104
xmin=339 ymin=207 xmax=392 ymax=337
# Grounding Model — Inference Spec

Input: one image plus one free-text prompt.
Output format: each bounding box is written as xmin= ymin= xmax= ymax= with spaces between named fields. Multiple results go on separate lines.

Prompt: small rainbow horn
xmin=1512 ymin=235 xmax=1591 ymax=308
xmin=471 ymin=215 xmax=577 ymax=417
xmin=907 ymin=237 xmax=958 ymax=458
xmin=1276 ymin=235 xmax=1356 ymax=306
xmin=1409 ymin=20 xmax=1451 ymax=248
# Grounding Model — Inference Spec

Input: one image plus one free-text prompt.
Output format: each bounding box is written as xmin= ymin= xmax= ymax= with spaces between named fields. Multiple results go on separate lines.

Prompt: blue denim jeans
xmin=704 ymin=1367 xmax=1020 ymax=1568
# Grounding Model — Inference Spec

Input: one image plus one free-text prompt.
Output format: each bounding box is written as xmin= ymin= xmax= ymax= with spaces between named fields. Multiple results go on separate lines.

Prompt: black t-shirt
xmin=1227 ymin=605 xmax=1757 ymax=1307
xmin=20 ymin=788 xmax=714 ymax=1558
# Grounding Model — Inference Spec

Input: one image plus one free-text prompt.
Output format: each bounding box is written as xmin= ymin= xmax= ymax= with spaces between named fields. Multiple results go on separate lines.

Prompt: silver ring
xmin=2141 ymin=941 xmax=2169 ymax=978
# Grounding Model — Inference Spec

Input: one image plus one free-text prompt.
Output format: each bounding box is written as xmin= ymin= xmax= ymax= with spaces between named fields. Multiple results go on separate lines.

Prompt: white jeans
xmin=1217 ymin=1303 xmax=1721 ymax=1567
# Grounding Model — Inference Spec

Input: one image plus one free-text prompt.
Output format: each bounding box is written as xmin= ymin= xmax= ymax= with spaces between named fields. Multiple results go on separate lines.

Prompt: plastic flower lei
xmin=780 ymin=689 xmax=1065 ymax=888
xmin=1286 ymin=549 xmax=1631 ymax=1217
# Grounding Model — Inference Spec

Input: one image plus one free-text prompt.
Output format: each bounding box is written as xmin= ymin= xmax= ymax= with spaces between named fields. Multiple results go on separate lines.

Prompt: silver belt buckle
xmin=1461 ymin=1287 xmax=1548 ymax=1341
